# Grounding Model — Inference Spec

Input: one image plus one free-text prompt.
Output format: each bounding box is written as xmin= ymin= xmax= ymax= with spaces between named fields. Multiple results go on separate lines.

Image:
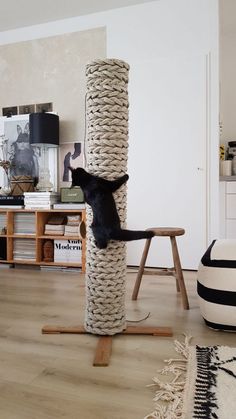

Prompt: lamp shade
xmin=29 ymin=113 xmax=59 ymax=146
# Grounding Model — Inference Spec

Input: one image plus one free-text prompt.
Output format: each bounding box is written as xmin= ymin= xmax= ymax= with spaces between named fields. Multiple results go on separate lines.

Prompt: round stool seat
xmin=147 ymin=227 xmax=185 ymax=237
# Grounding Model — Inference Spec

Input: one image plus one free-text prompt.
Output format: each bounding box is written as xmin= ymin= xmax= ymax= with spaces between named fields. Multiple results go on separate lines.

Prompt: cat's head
xmin=68 ymin=167 xmax=88 ymax=187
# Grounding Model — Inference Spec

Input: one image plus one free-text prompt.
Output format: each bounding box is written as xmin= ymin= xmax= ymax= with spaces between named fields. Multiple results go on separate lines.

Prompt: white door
xmin=127 ymin=54 xmax=209 ymax=269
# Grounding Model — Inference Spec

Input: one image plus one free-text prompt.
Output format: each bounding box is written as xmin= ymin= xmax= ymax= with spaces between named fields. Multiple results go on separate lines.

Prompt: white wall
xmin=220 ymin=0 xmax=236 ymax=143
xmin=0 ymin=0 xmax=219 ymax=268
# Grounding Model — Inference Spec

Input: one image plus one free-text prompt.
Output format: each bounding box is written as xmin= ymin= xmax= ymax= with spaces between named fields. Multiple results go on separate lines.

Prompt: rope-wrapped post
xmin=85 ymin=59 xmax=130 ymax=335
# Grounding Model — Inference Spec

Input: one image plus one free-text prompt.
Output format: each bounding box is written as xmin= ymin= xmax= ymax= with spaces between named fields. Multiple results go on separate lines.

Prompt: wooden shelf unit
xmin=0 ymin=209 xmax=86 ymax=272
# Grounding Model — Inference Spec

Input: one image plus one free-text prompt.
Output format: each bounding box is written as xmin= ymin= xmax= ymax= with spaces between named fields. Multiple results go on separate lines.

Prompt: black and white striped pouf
xmin=198 ymin=239 xmax=236 ymax=331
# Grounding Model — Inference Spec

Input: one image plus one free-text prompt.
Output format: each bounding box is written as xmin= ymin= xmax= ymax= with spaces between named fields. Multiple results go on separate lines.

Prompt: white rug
xmin=145 ymin=336 xmax=236 ymax=419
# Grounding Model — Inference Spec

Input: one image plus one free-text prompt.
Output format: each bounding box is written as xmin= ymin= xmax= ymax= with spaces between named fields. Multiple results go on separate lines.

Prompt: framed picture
xmin=0 ymin=115 xmax=39 ymax=189
xmin=18 ymin=104 xmax=35 ymax=115
xmin=0 ymin=114 xmax=58 ymax=192
xmin=36 ymin=102 xmax=53 ymax=113
xmin=2 ymin=106 xmax=18 ymax=117
xmin=59 ymin=142 xmax=83 ymax=187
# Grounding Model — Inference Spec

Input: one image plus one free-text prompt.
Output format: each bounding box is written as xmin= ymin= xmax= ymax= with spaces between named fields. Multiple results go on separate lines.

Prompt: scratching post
xmin=42 ymin=58 xmax=172 ymax=366
xmin=85 ymin=59 xmax=129 ymax=335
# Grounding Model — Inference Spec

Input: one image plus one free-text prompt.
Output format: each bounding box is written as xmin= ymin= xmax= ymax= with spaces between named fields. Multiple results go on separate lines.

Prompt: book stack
xmin=24 ymin=192 xmax=59 ymax=209
xmin=0 ymin=195 xmax=24 ymax=209
xmin=44 ymin=224 xmax=65 ymax=235
xmin=0 ymin=213 xmax=7 ymax=234
xmin=14 ymin=213 xmax=36 ymax=235
xmin=54 ymin=239 xmax=82 ymax=263
xmin=64 ymin=225 xmax=81 ymax=236
xmin=44 ymin=214 xmax=66 ymax=236
xmin=13 ymin=239 xmax=36 ymax=261
xmin=64 ymin=214 xmax=81 ymax=237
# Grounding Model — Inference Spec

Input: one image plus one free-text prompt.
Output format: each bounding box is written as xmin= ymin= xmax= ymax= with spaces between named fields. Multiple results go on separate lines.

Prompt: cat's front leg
xmin=109 ymin=174 xmax=129 ymax=192
xmin=92 ymin=226 xmax=108 ymax=249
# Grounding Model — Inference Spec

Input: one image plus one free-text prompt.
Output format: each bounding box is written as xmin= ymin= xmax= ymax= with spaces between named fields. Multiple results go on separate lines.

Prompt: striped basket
xmin=198 ymin=239 xmax=236 ymax=331
xmin=10 ymin=175 xmax=34 ymax=196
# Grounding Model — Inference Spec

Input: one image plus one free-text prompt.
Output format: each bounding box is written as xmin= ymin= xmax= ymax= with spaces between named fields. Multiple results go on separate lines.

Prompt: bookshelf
xmin=0 ymin=209 xmax=86 ymax=272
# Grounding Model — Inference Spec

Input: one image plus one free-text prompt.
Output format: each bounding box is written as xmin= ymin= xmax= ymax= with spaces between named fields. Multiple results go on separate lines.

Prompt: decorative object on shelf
xmin=220 ymin=160 xmax=232 ymax=176
xmin=29 ymin=112 xmax=59 ymax=192
xmin=59 ymin=142 xmax=83 ymax=187
xmin=43 ymin=240 xmax=54 ymax=262
xmin=6 ymin=117 xmax=39 ymax=179
xmin=233 ymin=156 xmax=236 ymax=175
xmin=219 ymin=144 xmax=225 ymax=161
xmin=0 ymin=135 xmax=12 ymax=195
xmin=10 ymin=175 xmax=34 ymax=195
xmin=60 ymin=186 xmax=84 ymax=203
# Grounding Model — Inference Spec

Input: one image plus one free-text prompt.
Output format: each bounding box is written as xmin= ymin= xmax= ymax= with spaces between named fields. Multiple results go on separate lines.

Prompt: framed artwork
xmin=59 ymin=142 xmax=83 ymax=187
xmin=0 ymin=114 xmax=58 ymax=192
xmin=2 ymin=106 xmax=17 ymax=117
xmin=18 ymin=104 xmax=35 ymax=114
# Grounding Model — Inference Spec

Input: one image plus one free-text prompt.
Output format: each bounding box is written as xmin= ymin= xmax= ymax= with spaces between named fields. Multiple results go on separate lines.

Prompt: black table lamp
xmin=29 ymin=113 xmax=59 ymax=191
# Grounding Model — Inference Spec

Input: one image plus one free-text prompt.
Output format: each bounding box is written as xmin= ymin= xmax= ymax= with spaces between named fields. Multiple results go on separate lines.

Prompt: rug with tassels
xmin=145 ymin=336 xmax=236 ymax=419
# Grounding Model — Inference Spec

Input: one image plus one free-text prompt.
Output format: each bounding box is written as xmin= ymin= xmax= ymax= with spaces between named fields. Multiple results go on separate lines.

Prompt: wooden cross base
xmin=42 ymin=325 xmax=173 ymax=366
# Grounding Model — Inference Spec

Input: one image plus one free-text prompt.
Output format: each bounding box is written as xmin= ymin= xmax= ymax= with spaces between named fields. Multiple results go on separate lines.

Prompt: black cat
xmin=69 ymin=167 xmax=154 ymax=249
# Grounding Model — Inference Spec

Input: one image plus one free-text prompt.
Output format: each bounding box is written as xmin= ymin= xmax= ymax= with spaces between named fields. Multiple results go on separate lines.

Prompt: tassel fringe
xmin=144 ymin=335 xmax=192 ymax=419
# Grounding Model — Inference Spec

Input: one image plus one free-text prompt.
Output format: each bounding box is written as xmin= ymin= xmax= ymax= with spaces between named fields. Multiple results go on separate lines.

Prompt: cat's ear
xmin=68 ymin=166 xmax=74 ymax=172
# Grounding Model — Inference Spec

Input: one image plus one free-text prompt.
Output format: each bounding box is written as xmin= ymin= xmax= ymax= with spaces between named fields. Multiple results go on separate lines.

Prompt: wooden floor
xmin=0 ymin=267 xmax=235 ymax=419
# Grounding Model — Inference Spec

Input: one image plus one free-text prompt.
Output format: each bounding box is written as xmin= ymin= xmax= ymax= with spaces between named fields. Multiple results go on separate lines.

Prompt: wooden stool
xmin=132 ymin=227 xmax=189 ymax=310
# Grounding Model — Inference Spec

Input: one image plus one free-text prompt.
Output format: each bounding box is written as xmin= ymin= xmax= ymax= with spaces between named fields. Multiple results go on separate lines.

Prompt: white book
xmin=25 ymin=201 xmax=58 ymax=205
xmin=24 ymin=192 xmax=59 ymax=196
xmin=0 ymin=205 xmax=24 ymax=209
xmin=54 ymin=239 xmax=82 ymax=263
xmin=25 ymin=205 xmax=53 ymax=209
xmin=53 ymin=203 xmax=85 ymax=210
xmin=45 ymin=224 xmax=65 ymax=230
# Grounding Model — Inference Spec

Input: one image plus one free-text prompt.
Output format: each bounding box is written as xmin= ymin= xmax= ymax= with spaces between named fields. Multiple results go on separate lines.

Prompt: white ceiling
xmin=0 ymin=0 xmax=153 ymax=32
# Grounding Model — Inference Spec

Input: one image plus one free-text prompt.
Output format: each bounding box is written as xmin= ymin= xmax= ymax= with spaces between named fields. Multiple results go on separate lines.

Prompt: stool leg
xmin=132 ymin=238 xmax=152 ymax=300
xmin=170 ymin=236 xmax=189 ymax=310
xmin=175 ymin=277 xmax=180 ymax=292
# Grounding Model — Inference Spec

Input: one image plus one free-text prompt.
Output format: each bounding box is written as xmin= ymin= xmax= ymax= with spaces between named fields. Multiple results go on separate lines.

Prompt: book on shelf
xmin=54 ymin=239 xmax=82 ymax=263
xmin=66 ymin=214 xmax=81 ymax=225
xmin=53 ymin=203 xmax=85 ymax=210
xmin=24 ymin=192 xmax=59 ymax=197
xmin=44 ymin=231 xmax=64 ymax=236
xmin=0 ymin=205 xmax=24 ymax=209
xmin=24 ymin=192 xmax=60 ymax=209
xmin=13 ymin=238 xmax=36 ymax=260
xmin=25 ymin=204 xmax=52 ymax=210
xmin=45 ymin=224 xmax=65 ymax=231
xmin=0 ymin=195 xmax=24 ymax=206
xmin=64 ymin=225 xmax=81 ymax=236
xmin=14 ymin=212 xmax=36 ymax=234
xmin=47 ymin=215 xmax=66 ymax=225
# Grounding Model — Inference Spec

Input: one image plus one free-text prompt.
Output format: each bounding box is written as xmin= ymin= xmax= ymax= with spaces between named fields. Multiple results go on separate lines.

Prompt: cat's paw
xmin=124 ymin=174 xmax=129 ymax=182
xmin=95 ymin=240 xmax=108 ymax=249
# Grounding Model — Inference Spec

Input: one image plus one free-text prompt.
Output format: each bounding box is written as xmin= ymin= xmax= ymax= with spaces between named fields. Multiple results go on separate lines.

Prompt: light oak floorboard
xmin=0 ymin=267 xmax=235 ymax=419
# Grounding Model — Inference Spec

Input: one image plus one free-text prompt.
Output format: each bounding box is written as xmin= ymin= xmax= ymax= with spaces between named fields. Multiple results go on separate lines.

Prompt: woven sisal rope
xmin=85 ymin=59 xmax=130 ymax=335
